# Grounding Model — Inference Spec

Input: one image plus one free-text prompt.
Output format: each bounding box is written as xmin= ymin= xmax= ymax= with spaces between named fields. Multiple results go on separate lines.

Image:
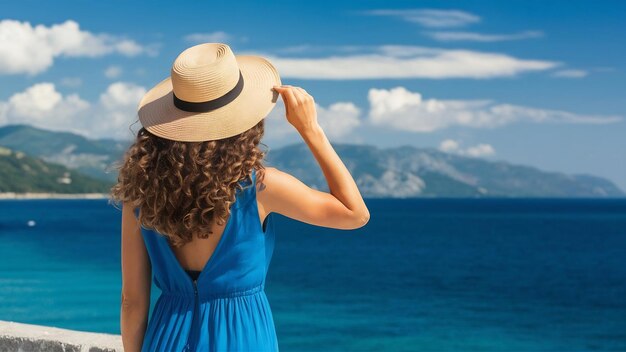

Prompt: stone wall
xmin=0 ymin=321 xmax=123 ymax=352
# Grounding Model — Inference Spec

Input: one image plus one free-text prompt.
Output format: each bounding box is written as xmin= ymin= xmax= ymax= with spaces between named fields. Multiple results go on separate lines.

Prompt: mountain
xmin=0 ymin=146 xmax=113 ymax=193
xmin=0 ymin=124 xmax=623 ymax=198
xmin=267 ymin=143 xmax=625 ymax=198
xmin=0 ymin=124 xmax=129 ymax=183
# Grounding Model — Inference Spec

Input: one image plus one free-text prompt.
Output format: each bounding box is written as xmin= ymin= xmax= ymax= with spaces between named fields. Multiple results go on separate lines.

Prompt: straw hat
xmin=137 ymin=43 xmax=281 ymax=142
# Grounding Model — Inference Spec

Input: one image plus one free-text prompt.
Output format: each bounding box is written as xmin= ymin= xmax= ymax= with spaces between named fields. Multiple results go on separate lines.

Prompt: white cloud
xmin=93 ymin=82 xmax=146 ymax=139
xmin=368 ymin=86 xmax=622 ymax=132
xmin=439 ymin=139 xmax=461 ymax=153
xmin=465 ymin=144 xmax=495 ymax=157
xmin=316 ymin=102 xmax=361 ymax=138
xmin=0 ymin=81 xmax=146 ymax=140
xmin=551 ymin=69 xmax=588 ymax=78
xmin=104 ymin=65 xmax=123 ymax=79
xmin=185 ymin=31 xmax=231 ymax=44
xmin=362 ymin=9 xmax=480 ymax=28
xmin=8 ymin=84 xmax=64 ymax=118
xmin=255 ymin=45 xmax=558 ymax=80
xmin=0 ymin=19 xmax=157 ymax=75
xmin=0 ymin=83 xmax=90 ymax=134
xmin=439 ymin=139 xmax=495 ymax=157
xmin=264 ymin=100 xmax=361 ymax=140
xmin=425 ymin=30 xmax=544 ymax=42
xmin=115 ymin=40 xmax=147 ymax=56
xmin=264 ymin=104 xmax=295 ymax=139
xmin=184 ymin=31 xmax=248 ymax=44
xmin=99 ymin=82 xmax=145 ymax=110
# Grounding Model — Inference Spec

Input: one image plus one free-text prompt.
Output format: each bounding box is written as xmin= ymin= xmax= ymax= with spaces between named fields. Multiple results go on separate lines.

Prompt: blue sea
xmin=1 ymin=198 xmax=625 ymax=351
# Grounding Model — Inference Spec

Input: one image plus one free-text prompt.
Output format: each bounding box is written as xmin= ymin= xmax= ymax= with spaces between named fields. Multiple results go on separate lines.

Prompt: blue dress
xmin=134 ymin=168 xmax=279 ymax=351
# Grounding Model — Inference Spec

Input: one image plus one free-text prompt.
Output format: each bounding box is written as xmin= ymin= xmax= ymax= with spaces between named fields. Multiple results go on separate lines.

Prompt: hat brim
xmin=138 ymin=55 xmax=281 ymax=142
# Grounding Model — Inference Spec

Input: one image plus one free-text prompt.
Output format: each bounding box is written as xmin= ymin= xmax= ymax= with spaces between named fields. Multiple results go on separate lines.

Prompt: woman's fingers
xmin=292 ymin=87 xmax=308 ymax=105
xmin=294 ymin=87 xmax=312 ymax=102
xmin=273 ymin=85 xmax=313 ymax=107
xmin=274 ymin=85 xmax=298 ymax=110
xmin=278 ymin=85 xmax=309 ymax=105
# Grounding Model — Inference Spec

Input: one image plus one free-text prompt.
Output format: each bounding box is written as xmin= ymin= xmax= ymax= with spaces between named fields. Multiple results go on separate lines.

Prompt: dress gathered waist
xmin=159 ymin=282 xmax=266 ymax=301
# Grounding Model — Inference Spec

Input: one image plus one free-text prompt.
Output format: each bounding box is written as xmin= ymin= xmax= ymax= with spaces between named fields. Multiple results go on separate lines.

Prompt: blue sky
xmin=1 ymin=0 xmax=625 ymax=189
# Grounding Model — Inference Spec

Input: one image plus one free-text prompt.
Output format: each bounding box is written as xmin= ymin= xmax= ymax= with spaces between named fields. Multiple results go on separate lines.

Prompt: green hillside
xmin=0 ymin=146 xmax=114 ymax=193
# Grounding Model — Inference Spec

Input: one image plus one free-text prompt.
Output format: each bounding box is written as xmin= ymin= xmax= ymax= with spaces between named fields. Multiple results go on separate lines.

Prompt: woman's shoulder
xmin=253 ymin=166 xmax=302 ymax=215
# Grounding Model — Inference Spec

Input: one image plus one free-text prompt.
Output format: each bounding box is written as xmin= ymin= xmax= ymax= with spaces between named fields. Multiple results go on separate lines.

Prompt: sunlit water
xmin=1 ymin=198 xmax=625 ymax=351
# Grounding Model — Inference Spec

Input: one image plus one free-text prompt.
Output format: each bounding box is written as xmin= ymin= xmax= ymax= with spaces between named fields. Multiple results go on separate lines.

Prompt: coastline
xmin=0 ymin=320 xmax=123 ymax=351
xmin=0 ymin=192 xmax=110 ymax=200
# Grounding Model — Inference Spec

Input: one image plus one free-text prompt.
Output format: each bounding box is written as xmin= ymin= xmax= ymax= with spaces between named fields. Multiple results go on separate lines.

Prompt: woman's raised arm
xmin=258 ymin=86 xmax=370 ymax=230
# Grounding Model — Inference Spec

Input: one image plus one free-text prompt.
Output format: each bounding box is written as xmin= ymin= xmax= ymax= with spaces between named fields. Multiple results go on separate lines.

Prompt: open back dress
xmin=134 ymin=168 xmax=279 ymax=351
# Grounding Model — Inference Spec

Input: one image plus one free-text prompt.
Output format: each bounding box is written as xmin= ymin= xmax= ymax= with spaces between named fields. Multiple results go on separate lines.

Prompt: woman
xmin=109 ymin=43 xmax=370 ymax=351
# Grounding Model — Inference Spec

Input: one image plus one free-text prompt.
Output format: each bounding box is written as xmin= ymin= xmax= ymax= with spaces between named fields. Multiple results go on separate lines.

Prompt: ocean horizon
xmin=1 ymin=197 xmax=625 ymax=351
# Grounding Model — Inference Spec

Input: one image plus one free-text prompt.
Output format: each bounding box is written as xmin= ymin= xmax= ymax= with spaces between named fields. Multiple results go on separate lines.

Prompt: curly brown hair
xmin=108 ymin=119 xmax=268 ymax=248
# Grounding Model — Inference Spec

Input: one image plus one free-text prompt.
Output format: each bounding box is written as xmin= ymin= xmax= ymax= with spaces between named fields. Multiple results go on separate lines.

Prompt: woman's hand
xmin=272 ymin=85 xmax=320 ymax=134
